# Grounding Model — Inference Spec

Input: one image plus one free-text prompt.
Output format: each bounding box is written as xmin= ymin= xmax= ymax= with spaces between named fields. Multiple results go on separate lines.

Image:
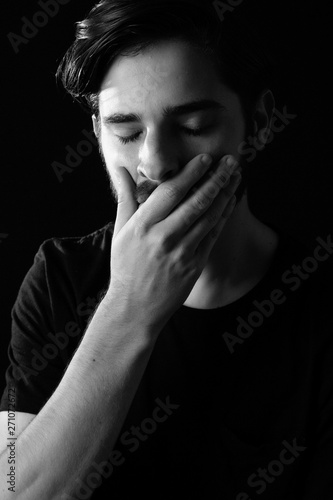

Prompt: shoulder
xmin=17 ymin=222 xmax=114 ymax=306
xmin=37 ymin=221 xmax=115 ymax=262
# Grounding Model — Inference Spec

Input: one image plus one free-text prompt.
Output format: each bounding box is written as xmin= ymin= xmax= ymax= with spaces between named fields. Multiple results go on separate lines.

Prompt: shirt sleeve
xmin=0 ymin=241 xmax=69 ymax=414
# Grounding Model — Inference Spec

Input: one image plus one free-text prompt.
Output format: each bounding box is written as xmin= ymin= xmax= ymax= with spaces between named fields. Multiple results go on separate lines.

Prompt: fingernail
xmin=201 ymin=154 xmax=212 ymax=165
xmin=225 ymin=156 xmax=239 ymax=174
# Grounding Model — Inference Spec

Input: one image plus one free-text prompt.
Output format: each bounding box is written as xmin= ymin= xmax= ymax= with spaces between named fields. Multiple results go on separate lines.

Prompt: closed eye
xmin=116 ymin=126 xmax=206 ymax=145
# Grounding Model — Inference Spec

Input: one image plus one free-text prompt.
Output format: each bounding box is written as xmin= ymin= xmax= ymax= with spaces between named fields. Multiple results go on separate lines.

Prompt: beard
xmin=97 ymin=142 xmax=161 ymax=206
xmin=98 ymin=141 xmax=248 ymax=208
xmin=99 ymin=155 xmax=159 ymax=206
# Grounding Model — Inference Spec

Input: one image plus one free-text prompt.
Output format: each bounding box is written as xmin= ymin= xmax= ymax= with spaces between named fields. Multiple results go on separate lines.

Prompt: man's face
xmin=94 ymin=39 xmax=247 ymax=203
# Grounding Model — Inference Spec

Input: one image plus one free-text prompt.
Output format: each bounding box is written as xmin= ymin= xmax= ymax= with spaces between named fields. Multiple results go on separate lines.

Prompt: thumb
xmin=114 ymin=167 xmax=137 ymax=236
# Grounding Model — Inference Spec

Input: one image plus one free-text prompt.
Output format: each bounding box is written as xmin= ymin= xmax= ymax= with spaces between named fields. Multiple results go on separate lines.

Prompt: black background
xmin=1 ymin=0 xmax=332 ymax=395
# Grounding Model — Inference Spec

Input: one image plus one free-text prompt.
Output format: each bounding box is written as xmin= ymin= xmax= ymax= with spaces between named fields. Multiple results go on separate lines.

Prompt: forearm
xmin=0 ymin=297 xmax=158 ymax=500
xmin=0 ymin=152 xmax=240 ymax=499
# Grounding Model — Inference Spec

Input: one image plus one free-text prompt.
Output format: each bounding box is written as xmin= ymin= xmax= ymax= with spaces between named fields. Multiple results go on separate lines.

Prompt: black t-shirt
xmin=1 ymin=222 xmax=333 ymax=499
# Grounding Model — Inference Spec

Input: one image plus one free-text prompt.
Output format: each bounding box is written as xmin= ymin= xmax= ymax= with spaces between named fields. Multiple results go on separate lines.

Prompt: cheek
xmin=100 ymin=130 xmax=139 ymax=182
xmin=227 ymin=120 xmax=246 ymax=162
xmin=206 ymin=117 xmax=246 ymax=163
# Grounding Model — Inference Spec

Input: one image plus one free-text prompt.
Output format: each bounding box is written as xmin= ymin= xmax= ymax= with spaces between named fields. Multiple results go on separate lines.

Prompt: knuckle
xmin=215 ymin=171 xmax=229 ymax=186
xmin=193 ymin=193 xmax=211 ymax=211
xmin=175 ymin=245 xmax=192 ymax=265
xmin=163 ymin=183 xmax=183 ymax=200
xmin=158 ymin=232 xmax=174 ymax=253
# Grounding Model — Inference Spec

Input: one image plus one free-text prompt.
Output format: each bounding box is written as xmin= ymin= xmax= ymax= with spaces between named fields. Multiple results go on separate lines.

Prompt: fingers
xmin=161 ymin=155 xmax=240 ymax=238
xmin=114 ymin=167 xmax=138 ymax=237
xmin=134 ymin=153 xmax=214 ymax=226
xmin=185 ymin=169 xmax=241 ymax=255
xmin=197 ymin=195 xmax=237 ymax=264
xmin=114 ymin=153 xmax=240 ymax=244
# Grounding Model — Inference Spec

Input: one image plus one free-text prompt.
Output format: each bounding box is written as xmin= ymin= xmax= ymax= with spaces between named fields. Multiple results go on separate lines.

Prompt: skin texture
xmin=0 ymin=40 xmax=279 ymax=500
xmin=93 ymin=38 xmax=279 ymax=309
xmin=94 ymin=39 xmax=246 ymax=200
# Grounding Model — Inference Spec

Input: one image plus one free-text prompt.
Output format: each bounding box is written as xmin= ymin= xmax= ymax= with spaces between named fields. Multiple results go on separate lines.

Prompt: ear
xmin=252 ymin=89 xmax=275 ymax=149
xmin=92 ymin=114 xmax=100 ymax=138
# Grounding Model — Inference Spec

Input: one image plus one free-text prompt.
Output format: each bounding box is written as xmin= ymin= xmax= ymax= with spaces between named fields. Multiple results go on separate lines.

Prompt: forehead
xmin=98 ymin=39 xmax=233 ymax=114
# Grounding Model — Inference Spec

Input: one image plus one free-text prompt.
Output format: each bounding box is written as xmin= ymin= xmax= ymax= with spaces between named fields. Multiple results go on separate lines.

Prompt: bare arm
xmin=0 ymin=153 xmax=241 ymax=500
xmin=0 ymin=312 xmax=157 ymax=500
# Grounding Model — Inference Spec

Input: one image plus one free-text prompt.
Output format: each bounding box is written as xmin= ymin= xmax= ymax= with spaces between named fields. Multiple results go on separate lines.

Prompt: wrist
xmin=97 ymin=291 xmax=161 ymax=343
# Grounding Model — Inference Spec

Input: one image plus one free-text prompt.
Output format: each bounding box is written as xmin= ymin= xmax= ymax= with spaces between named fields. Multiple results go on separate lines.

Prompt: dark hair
xmin=56 ymin=0 xmax=275 ymax=126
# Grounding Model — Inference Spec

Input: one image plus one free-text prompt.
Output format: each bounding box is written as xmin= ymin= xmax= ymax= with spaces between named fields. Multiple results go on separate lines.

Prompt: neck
xmin=183 ymin=195 xmax=280 ymax=309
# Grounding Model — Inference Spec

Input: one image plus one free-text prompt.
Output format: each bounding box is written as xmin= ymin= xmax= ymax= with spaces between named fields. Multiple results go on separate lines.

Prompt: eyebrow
xmin=102 ymin=99 xmax=225 ymax=124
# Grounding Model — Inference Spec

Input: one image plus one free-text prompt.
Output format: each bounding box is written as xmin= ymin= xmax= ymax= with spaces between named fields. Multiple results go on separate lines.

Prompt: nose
xmin=137 ymin=130 xmax=179 ymax=183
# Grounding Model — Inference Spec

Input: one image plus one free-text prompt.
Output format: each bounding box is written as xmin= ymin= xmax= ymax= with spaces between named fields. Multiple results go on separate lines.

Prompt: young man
xmin=0 ymin=1 xmax=332 ymax=498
